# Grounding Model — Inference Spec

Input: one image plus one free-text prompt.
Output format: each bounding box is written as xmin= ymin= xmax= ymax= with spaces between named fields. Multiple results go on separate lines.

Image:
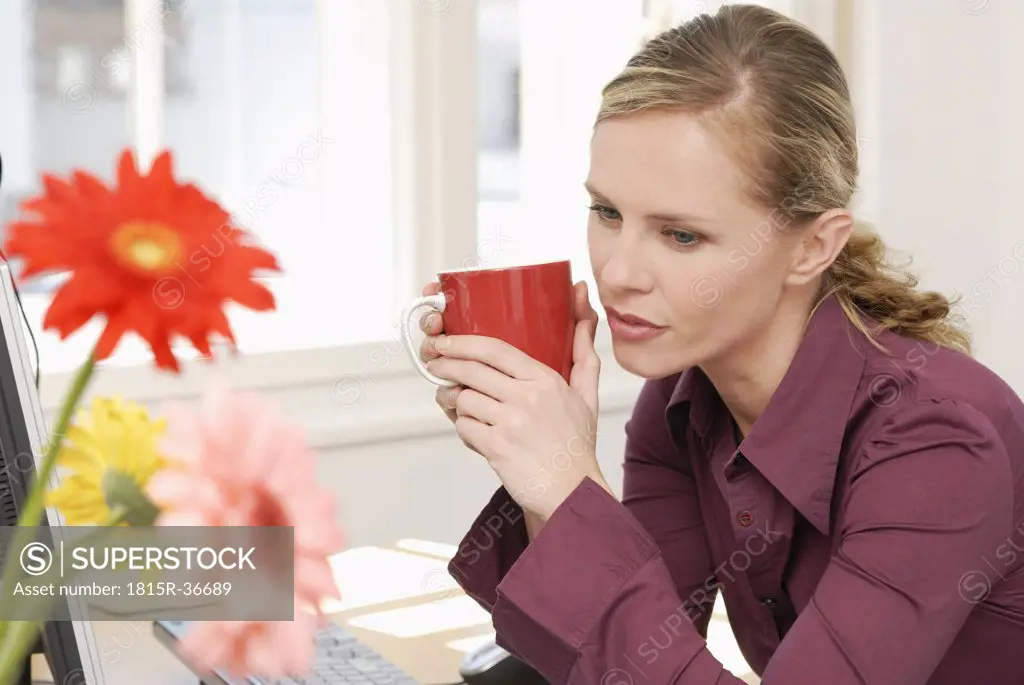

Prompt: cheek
xmin=587 ymin=220 xmax=612 ymax=275
xmin=666 ymin=250 xmax=739 ymax=316
xmin=665 ymin=247 xmax=773 ymax=326
xmin=709 ymin=240 xmax=792 ymax=319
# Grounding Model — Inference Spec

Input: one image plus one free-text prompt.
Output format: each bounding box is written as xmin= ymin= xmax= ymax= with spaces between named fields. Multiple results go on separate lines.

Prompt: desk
xmin=34 ymin=539 xmax=759 ymax=684
xmin=34 ymin=540 xmax=494 ymax=684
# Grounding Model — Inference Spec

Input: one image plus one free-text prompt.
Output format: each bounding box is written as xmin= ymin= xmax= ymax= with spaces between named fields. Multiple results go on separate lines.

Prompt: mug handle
xmin=400 ymin=293 xmax=457 ymax=387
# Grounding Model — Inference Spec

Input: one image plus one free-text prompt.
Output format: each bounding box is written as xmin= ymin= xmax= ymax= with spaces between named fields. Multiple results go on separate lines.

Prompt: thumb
xmin=569 ymin=316 xmax=600 ymax=415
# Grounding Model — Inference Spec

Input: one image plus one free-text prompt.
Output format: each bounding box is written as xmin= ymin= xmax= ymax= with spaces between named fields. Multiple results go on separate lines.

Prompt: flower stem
xmin=0 ymin=620 xmax=37 ymax=685
xmin=0 ymin=352 xmax=96 ymax=683
xmin=0 ymin=505 xmax=125 ymax=684
xmin=28 ymin=352 xmax=98 ymax=528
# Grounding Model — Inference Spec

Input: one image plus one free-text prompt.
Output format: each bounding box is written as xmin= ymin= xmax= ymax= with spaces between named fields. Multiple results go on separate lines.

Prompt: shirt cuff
xmin=490 ymin=476 xmax=661 ymax=682
xmin=447 ymin=485 xmax=530 ymax=612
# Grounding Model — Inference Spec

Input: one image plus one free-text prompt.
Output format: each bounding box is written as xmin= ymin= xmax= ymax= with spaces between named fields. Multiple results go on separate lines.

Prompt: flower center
xmin=249 ymin=487 xmax=289 ymax=527
xmin=110 ymin=221 xmax=181 ymax=273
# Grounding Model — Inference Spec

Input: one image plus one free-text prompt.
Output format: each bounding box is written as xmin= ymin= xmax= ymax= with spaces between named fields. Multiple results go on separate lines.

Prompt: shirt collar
xmin=667 ymin=294 xmax=867 ymax=534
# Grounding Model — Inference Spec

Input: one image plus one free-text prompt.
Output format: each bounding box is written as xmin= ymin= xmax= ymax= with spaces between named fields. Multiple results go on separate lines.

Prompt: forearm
xmin=490 ymin=478 xmax=747 ymax=685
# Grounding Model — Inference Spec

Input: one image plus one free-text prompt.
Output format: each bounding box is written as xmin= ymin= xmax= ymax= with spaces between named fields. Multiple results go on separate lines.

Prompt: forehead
xmin=587 ymin=109 xmax=755 ymax=216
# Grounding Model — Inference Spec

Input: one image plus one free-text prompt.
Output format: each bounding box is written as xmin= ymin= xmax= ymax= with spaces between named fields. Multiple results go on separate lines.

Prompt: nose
xmin=598 ymin=229 xmax=653 ymax=294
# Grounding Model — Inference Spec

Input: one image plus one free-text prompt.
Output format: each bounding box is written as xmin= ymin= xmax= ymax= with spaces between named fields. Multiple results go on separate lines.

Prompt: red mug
xmin=400 ymin=260 xmax=575 ymax=386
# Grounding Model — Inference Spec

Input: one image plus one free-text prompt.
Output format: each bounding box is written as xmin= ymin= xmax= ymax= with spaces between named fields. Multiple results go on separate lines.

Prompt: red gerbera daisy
xmin=4 ymin=148 xmax=280 ymax=372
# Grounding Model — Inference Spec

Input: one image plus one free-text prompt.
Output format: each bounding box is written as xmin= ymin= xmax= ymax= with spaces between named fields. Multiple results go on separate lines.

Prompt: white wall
xmin=869 ymin=0 xmax=1024 ymax=392
xmin=319 ymin=408 xmax=634 ymax=549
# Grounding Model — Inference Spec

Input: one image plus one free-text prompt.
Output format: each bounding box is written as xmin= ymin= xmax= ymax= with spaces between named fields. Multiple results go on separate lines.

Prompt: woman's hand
xmin=421 ymin=281 xmax=614 ymax=525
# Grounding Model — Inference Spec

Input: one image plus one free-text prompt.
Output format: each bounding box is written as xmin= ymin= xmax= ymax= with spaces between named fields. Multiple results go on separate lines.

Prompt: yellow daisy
xmin=46 ymin=396 xmax=167 ymax=526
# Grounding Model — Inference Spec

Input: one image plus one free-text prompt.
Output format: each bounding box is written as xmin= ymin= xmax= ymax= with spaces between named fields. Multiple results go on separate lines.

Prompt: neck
xmin=701 ymin=291 xmax=818 ymax=435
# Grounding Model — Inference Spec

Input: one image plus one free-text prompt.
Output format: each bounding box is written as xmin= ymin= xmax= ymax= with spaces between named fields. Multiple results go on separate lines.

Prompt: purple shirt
xmin=447 ymin=295 xmax=1024 ymax=684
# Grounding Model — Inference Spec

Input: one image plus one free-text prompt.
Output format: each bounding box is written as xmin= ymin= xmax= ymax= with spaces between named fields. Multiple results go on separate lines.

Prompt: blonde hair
xmin=597 ymin=4 xmax=971 ymax=355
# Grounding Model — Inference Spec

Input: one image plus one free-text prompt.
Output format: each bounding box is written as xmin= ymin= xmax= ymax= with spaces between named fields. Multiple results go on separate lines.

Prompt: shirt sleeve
xmin=446 ymin=483 xmax=530 ymax=613
xmin=482 ymin=396 xmax=1014 ymax=685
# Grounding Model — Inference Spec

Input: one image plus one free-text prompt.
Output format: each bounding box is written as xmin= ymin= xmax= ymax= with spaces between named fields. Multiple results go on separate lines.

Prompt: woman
xmin=418 ymin=5 xmax=1024 ymax=684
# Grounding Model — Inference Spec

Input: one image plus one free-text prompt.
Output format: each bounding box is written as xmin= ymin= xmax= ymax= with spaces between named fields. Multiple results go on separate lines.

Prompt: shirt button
xmin=737 ymin=510 xmax=754 ymax=527
xmin=761 ymin=597 xmax=777 ymax=609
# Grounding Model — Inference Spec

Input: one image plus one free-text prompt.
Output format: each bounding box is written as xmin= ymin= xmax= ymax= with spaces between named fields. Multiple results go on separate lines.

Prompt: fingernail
xmin=435 ymin=335 xmax=450 ymax=352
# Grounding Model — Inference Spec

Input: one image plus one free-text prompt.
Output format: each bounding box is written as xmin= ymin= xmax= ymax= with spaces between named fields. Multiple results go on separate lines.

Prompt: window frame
xmin=37 ymin=0 xmax=483 ymax=410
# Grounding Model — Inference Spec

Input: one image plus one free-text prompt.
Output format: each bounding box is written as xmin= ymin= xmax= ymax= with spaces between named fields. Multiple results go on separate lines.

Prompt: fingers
xmin=417 ymin=281 xmax=445 ymax=363
xmin=569 ymin=317 xmax=601 ymax=415
xmin=573 ymin=281 xmax=600 ymax=342
xmin=430 ymin=335 xmax=545 ymax=381
xmin=452 ymin=388 xmax=503 ymax=425
xmin=418 ymin=328 xmax=445 ymax=364
xmin=427 ymin=357 xmax=517 ymax=401
xmin=418 ymin=283 xmax=443 ymax=337
xmin=454 ymin=415 xmax=490 ymax=455
xmin=435 ymin=384 xmax=463 ymax=423
xmin=419 ymin=310 xmax=443 ymax=336
xmin=437 ymin=386 xmax=488 ymax=455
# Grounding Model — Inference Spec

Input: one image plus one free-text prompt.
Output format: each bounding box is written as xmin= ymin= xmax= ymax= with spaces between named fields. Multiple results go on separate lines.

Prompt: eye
xmin=662 ymin=228 xmax=701 ymax=248
xmin=588 ymin=203 xmax=621 ymax=225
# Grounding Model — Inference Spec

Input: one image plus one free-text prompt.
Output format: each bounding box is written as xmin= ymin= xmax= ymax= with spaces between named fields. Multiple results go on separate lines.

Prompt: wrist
xmin=524 ymin=510 xmax=545 ymax=540
xmin=584 ymin=469 xmax=615 ymax=499
xmin=527 ymin=469 xmax=613 ymax=532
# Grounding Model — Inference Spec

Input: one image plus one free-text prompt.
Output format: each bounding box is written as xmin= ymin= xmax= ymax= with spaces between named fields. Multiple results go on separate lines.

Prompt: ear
xmin=786 ymin=209 xmax=854 ymax=286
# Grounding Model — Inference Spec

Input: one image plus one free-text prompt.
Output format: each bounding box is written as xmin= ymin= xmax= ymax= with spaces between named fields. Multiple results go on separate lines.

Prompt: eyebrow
xmin=583 ymin=182 xmax=711 ymax=225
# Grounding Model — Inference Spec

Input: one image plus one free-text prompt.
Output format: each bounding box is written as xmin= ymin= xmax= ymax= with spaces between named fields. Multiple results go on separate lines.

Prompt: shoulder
xmin=853 ymin=328 xmax=1022 ymax=452
xmin=859 ymin=395 xmax=1009 ymax=471
xmin=857 ymin=325 xmax=1017 ymax=412
xmin=838 ymin=396 xmax=1015 ymax=564
xmin=846 ymin=358 xmax=1017 ymax=530
xmin=841 ymin=330 xmax=1022 ymax=513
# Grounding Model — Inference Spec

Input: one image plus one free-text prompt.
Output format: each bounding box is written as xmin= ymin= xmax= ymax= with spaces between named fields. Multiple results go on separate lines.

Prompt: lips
xmin=604 ymin=307 xmax=668 ymax=342
xmin=604 ymin=307 xmax=664 ymax=329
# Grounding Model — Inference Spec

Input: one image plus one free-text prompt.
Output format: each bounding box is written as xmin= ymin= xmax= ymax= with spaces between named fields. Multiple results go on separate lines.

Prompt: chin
xmin=609 ymin=339 xmax=693 ymax=381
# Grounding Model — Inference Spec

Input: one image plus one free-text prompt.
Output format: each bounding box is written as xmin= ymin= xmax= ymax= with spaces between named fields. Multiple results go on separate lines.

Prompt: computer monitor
xmin=0 ymin=260 xmax=103 ymax=684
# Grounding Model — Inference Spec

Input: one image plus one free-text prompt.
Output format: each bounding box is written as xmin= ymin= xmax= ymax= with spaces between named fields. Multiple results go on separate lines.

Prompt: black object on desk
xmin=0 ymin=236 xmax=90 ymax=684
xmin=459 ymin=639 xmax=548 ymax=685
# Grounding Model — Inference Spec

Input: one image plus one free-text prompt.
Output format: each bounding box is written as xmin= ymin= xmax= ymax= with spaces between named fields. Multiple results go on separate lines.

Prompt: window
xmin=7 ymin=0 xmax=852 ymax=391
xmin=475 ymin=0 xmax=659 ymax=311
xmin=2 ymin=0 xmax=397 ymax=375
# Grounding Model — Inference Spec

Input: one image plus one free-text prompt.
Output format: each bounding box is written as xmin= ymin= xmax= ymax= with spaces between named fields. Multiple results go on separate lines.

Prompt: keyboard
xmin=154 ymin=620 xmax=421 ymax=685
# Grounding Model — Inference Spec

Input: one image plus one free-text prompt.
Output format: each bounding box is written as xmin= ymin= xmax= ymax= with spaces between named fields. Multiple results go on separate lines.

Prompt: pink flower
xmin=146 ymin=383 xmax=345 ymax=679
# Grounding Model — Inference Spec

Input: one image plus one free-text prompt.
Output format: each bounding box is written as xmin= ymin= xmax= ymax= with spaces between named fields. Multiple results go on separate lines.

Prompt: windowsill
xmin=29 ymin=276 xmax=401 ymax=410
xmin=26 ymin=278 xmax=393 ymax=371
